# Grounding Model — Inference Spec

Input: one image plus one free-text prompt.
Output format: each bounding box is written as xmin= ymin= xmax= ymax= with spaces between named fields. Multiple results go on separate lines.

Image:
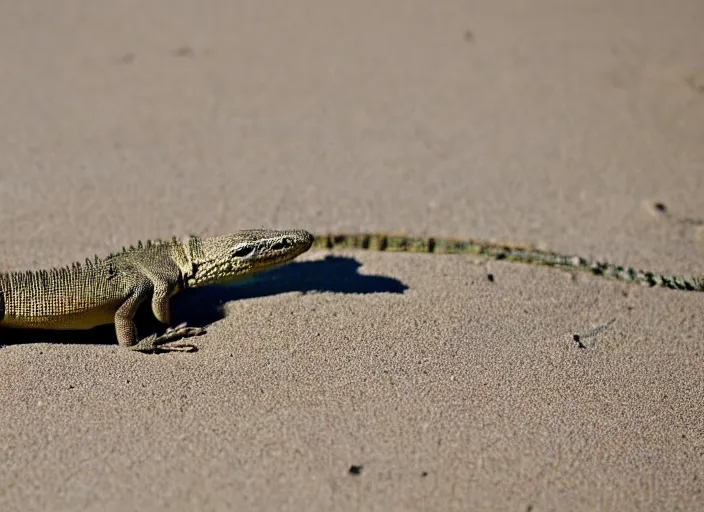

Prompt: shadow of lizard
xmin=0 ymin=256 xmax=407 ymax=349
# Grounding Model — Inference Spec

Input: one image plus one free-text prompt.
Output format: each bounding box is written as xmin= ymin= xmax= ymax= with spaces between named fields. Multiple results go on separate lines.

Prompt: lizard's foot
xmin=127 ymin=322 xmax=206 ymax=353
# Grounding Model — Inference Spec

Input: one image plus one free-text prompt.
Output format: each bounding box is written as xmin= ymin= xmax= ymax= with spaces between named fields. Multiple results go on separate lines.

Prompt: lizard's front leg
xmin=148 ymin=276 xmax=206 ymax=349
xmin=115 ymin=282 xmax=203 ymax=353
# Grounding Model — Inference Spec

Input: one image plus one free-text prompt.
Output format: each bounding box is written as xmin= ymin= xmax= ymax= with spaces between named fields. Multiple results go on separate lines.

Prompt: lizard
xmin=0 ymin=229 xmax=314 ymax=352
xmin=312 ymin=233 xmax=704 ymax=292
xmin=1 ymin=228 xmax=698 ymax=353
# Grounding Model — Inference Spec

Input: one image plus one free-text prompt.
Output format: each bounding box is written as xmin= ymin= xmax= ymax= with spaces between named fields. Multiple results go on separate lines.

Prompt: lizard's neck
xmin=172 ymin=236 xmax=205 ymax=287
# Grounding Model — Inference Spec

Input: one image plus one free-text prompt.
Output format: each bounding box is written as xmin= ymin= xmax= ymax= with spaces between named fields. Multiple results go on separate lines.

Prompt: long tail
xmin=312 ymin=233 xmax=704 ymax=292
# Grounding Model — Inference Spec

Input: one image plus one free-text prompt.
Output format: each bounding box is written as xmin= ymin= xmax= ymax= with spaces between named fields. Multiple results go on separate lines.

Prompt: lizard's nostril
xmin=271 ymin=238 xmax=291 ymax=251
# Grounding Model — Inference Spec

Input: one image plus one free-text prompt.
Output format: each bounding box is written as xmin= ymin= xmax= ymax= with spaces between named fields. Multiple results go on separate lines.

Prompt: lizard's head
xmin=184 ymin=229 xmax=314 ymax=288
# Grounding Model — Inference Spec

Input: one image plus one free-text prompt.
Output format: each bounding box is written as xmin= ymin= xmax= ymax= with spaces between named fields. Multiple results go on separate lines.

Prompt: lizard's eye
xmin=271 ymin=238 xmax=292 ymax=251
xmin=232 ymin=245 xmax=254 ymax=257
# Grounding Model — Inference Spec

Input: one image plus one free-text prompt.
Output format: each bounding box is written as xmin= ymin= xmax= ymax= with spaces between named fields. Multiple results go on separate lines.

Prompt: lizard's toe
xmin=154 ymin=341 xmax=198 ymax=353
xmin=164 ymin=322 xmax=205 ymax=337
xmin=169 ymin=325 xmax=206 ymax=337
xmin=165 ymin=322 xmax=188 ymax=333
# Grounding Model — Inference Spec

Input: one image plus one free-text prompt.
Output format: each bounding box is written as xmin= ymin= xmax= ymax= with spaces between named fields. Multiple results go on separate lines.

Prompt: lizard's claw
xmin=165 ymin=322 xmax=189 ymax=333
xmin=162 ymin=322 xmax=206 ymax=339
xmin=128 ymin=323 xmax=206 ymax=353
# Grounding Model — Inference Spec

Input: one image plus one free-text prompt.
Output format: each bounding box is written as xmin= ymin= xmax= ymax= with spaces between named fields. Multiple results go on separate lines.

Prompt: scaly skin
xmin=0 ymin=229 xmax=314 ymax=352
xmin=312 ymin=233 xmax=704 ymax=292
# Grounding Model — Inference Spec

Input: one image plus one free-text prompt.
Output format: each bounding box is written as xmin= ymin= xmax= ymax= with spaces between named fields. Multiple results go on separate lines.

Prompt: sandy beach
xmin=1 ymin=1 xmax=703 ymax=510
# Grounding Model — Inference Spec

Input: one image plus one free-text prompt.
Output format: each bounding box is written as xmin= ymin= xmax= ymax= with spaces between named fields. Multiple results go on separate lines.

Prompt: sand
xmin=1 ymin=0 xmax=703 ymax=510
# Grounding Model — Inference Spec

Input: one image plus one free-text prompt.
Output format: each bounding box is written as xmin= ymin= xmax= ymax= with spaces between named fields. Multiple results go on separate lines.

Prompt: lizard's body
xmin=0 ymin=229 xmax=314 ymax=352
